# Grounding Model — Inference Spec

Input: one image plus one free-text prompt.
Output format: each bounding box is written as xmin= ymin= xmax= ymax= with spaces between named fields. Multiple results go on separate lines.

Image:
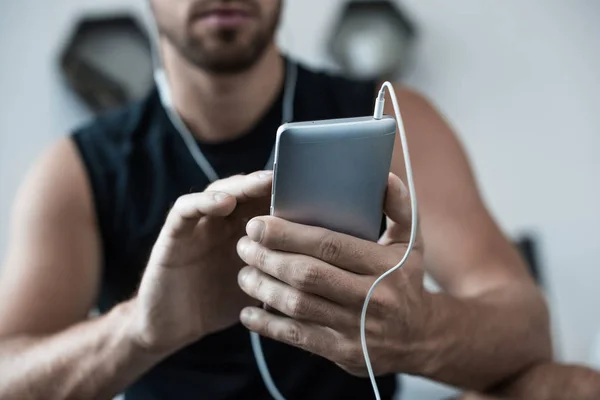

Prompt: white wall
xmin=282 ymin=0 xmax=600 ymax=364
xmin=404 ymin=0 xmax=600 ymax=364
xmin=0 ymin=0 xmax=141 ymax=258
xmin=1 ymin=0 xmax=600 ymax=366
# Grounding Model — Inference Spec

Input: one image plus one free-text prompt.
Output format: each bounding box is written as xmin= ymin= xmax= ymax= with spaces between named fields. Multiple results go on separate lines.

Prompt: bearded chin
xmin=171 ymin=4 xmax=281 ymax=75
xmin=180 ymin=37 xmax=271 ymax=75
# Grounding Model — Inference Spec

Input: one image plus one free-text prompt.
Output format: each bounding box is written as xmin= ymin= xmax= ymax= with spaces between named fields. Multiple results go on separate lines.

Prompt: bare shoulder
xmin=391 ymin=84 xmax=454 ymax=138
xmin=0 ymin=136 xmax=101 ymax=337
xmin=380 ymin=82 xmax=474 ymax=193
xmin=381 ymin=82 xmax=530 ymax=292
xmin=14 ymin=137 xmax=94 ymax=218
xmin=394 ymin=84 xmax=435 ymax=109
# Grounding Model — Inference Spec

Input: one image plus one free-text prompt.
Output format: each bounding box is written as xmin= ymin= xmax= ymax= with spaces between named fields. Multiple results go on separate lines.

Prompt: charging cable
xmin=251 ymin=81 xmax=418 ymax=400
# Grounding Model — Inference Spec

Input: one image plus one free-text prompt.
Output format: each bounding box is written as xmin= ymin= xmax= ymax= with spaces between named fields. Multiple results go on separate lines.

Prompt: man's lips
xmin=193 ymin=6 xmax=255 ymax=28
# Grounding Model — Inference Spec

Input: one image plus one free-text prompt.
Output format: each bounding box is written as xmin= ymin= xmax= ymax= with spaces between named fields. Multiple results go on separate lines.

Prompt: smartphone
xmin=271 ymin=116 xmax=396 ymax=242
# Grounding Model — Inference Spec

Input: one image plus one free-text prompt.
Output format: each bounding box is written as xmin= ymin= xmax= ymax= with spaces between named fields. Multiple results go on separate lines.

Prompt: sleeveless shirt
xmin=72 ymin=61 xmax=397 ymax=400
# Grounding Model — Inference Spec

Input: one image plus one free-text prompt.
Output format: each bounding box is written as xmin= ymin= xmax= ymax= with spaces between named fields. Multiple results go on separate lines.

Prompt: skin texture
xmin=236 ymin=88 xmax=553 ymax=390
xmin=493 ymin=363 xmax=600 ymax=400
xmin=237 ymin=174 xmax=429 ymax=377
xmin=0 ymin=0 xmax=556 ymax=398
xmin=151 ymin=0 xmax=281 ymax=73
xmin=154 ymin=0 xmax=286 ymax=143
xmin=0 ymin=139 xmax=276 ymax=399
xmin=458 ymin=362 xmax=600 ymax=399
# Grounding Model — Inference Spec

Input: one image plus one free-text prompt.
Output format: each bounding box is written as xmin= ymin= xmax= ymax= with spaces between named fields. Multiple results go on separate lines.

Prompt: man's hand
xmin=236 ymin=173 xmax=429 ymax=376
xmin=129 ymin=171 xmax=273 ymax=355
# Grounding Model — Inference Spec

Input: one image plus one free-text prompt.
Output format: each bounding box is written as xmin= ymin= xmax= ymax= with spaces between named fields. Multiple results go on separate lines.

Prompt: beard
xmin=157 ymin=1 xmax=281 ymax=75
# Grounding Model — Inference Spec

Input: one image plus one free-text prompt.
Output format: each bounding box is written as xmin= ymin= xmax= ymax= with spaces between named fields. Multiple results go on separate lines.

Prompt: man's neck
xmin=161 ymin=41 xmax=285 ymax=143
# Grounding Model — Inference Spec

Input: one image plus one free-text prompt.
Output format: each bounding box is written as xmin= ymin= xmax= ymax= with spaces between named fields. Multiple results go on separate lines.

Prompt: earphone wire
xmin=144 ymin=2 xmax=297 ymax=181
xmin=142 ymin=3 xmax=417 ymax=398
xmin=143 ymin=4 xmax=295 ymax=398
xmin=365 ymin=82 xmax=419 ymax=399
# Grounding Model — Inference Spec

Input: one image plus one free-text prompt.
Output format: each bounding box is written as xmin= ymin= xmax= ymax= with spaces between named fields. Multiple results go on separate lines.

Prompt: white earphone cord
xmin=252 ymin=82 xmax=418 ymax=400
xmin=364 ymin=82 xmax=418 ymax=399
xmin=141 ymin=2 xmax=415 ymax=398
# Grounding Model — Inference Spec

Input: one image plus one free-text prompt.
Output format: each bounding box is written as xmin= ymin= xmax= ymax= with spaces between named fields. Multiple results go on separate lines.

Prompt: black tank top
xmin=72 ymin=61 xmax=397 ymax=400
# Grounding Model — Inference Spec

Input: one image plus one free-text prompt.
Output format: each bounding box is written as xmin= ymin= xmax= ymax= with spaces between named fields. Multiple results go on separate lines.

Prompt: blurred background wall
xmin=1 ymin=0 xmax=599 ymax=369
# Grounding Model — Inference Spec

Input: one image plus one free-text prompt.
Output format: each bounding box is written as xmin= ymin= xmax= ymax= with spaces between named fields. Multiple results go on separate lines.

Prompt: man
xmin=0 ymin=0 xmax=550 ymax=399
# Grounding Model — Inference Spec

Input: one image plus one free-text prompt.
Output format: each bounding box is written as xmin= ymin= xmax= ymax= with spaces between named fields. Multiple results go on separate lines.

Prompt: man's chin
xmin=187 ymin=41 xmax=270 ymax=74
xmin=180 ymin=30 xmax=273 ymax=74
xmin=197 ymin=54 xmax=263 ymax=75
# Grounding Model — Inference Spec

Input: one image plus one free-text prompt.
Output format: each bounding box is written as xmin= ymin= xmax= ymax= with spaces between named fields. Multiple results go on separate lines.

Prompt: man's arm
xmin=459 ymin=363 xmax=600 ymax=400
xmin=386 ymin=86 xmax=552 ymax=389
xmin=0 ymin=302 xmax=166 ymax=400
xmin=0 ymin=139 xmax=166 ymax=399
xmin=494 ymin=363 xmax=600 ymax=400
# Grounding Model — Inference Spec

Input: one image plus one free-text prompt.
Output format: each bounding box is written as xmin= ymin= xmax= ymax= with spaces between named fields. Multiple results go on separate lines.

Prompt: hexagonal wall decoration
xmin=60 ymin=15 xmax=153 ymax=114
xmin=329 ymin=0 xmax=417 ymax=80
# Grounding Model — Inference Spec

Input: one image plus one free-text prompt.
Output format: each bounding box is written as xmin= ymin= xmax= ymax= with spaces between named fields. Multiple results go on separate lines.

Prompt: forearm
xmin=408 ymin=283 xmax=552 ymax=391
xmin=493 ymin=363 xmax=600 ymax=400
xmin=0 ymin=301 xmax=167 ymax=400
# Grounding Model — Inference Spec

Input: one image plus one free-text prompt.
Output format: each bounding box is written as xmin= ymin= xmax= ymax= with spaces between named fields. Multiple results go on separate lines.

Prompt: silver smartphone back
xmin=271 ymin=116 xmax=396 ymax=242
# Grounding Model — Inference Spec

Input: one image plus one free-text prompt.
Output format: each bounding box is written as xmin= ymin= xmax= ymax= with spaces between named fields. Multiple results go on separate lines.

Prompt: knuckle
xmin=318 ymin=234 xmax=343 ymax=263
xmin=262 ymin=315 xmax=275 ymax=336
xmin=271 ymin=256 xmax=287 ymax=280
xmin=253 ymin=275 xmax=278 ymax=307
xmin=164 ymin=195 xmax=193 ymax=235
xmin=284 ymin=322 xmax=304 ymax=346
xmin=206 ymin=174 xmax=241 ymax=191
xmin=253 ymin=247 xmax=268 ymax=268
xmin=369 ymin=290 xmax=393 ymax=316
xmin=264 ymin=287 xmax=280 ymax=308
xmin=170 ymin=195 xmax=191 ymax=216
xmin=291 ymin=262 xmax=319 ymax=290
xmin=366 ymin=319 xmax=386 ymax=338
xmin=251 ymin=269 xmax=266 ymax=296
xmin=286 ymin=293 xmax=307 ymax=317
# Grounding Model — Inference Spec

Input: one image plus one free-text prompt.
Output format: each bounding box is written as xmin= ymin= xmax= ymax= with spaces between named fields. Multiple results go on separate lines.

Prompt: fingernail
xmin=240 ymin=308 xmax=254 ymax=324
xmin=236 ymin=238 xmax=249 ymax=257
xmin=212 ymin=192 xmax=228 ymax=202
xmin=257 ymin=171 xmax=273 ymax=180
xmin=247 ymin=220 xmax=265 ymax=243
xmin=238 ymin=268 xmax=250 ymax=287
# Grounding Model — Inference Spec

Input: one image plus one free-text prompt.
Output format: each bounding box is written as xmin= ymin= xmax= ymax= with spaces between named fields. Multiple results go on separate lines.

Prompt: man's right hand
xmin=0 ymin=141 xmax=276 ymax=400
xmin=129 ymin=171 xmax=273 ymax=354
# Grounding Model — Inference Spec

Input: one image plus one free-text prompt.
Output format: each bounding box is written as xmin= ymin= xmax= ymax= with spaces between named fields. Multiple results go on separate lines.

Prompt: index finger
xmin=245 ymin=216 xmax=398 ymax=275
xmin=206 ymin=170 xmax=273 ymax=202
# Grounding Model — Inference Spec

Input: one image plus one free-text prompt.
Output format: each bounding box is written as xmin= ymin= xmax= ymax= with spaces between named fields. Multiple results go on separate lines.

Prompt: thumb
xmin=379 ymin=173 xmax=414 ymax=244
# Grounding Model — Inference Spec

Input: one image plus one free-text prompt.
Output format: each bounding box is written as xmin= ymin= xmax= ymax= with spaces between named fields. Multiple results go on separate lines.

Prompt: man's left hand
xmin=236 ymin=174 xmax=429 ymax=376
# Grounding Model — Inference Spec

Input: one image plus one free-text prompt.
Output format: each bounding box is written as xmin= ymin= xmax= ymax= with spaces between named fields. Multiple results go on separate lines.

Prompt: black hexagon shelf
xmin=60 ymin=15 xmax=154 ymax=114
xmin=329 ymin=0 xmax=417 ymax=80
